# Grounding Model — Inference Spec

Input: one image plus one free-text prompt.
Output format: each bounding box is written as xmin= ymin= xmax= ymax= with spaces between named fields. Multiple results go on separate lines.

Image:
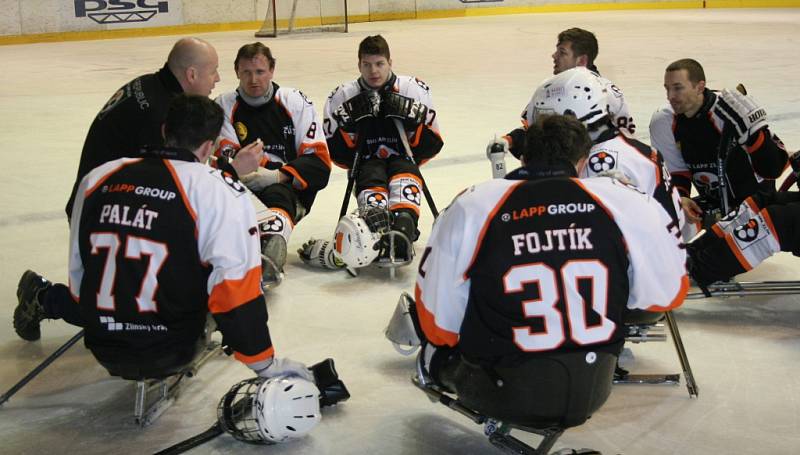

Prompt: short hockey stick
xmin=0 ymin=330 xmax=85 ymax=406
xmin=392 ymin=118 xmax=439 ymax=218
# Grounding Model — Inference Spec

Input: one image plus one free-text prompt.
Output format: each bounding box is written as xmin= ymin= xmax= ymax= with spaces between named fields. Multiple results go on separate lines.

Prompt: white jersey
xmin=581 ymin=133 xmax=685 ymax=230
xmin=415 ymin=175 xmax=687 ymax=355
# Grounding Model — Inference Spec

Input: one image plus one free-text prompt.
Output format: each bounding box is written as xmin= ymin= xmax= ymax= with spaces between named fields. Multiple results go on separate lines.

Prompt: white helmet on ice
xmin=526 ymin=67 xmax=609 ymax=128
xmin=217 ymin=376 xmax=321 ymax=444
xmin=333 ymin=207 xmax=388 ymax=268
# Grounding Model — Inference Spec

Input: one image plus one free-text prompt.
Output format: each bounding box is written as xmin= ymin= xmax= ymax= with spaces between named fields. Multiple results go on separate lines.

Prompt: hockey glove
xmin=714 ymin=88 xmax=768 ymax=145
xmin=380 ymin=92 xmax=428 ymax=128
xmin=298 ymin=238 xmax=345 ymax=270
xmin=332 ymin=90 xmax=381 ymax=131
xmin=255 ymin=357 xmax=314 ymax=382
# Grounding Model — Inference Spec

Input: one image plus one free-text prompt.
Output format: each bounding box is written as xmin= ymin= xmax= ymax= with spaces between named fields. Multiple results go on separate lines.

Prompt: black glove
xmin=332 ymin=90 xmax=381 ymax=131
xmin=380 ymin=92 xmax=428 ymax=127
xmin=713 ymin=88 xmax=768 ymax=145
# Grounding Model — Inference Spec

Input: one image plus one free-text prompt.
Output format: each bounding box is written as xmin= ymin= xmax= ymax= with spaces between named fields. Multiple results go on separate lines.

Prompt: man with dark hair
xmin=214 ymin=42 xmax=332 ymax=287
xmin=649 ymin=58 xmax=788 ymax=232
xmin=14 ymin=95 xmax=312 ymax=381
xmin=387 ymin=114 xmax=687 ymax=425
xmin=301 ymin=35 xmax=443 ymax=270
xmin=491 ymin=28 xmax=634 ymax=163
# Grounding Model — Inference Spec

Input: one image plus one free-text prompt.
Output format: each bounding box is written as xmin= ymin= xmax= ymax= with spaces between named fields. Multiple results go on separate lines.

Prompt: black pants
xmin=433 ymin=349 xmax=616 ymax=428
xmin=41 ymin=284 xmax=203 ymax=380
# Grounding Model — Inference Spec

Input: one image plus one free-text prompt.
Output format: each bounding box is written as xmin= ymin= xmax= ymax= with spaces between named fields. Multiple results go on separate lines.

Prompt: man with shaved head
xmin=65 ymin=37 xmax=228 ymax=217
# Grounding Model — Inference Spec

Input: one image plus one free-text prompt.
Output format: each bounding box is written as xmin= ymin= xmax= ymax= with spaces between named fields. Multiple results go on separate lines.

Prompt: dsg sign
xmin=75 ymin=1 xmax=169 ymax=24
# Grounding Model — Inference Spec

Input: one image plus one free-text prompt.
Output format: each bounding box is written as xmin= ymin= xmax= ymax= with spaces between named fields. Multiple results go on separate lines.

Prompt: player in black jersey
xmin=17 ymin=38 xmax=263 ymax=338
xmin=387 ymin=114 xmax=687 ymax=422
xmin=14 ymin=95 xmax=312 ymax=381
xmin=215 ymin=42 xmax=332 ymax=287
xmin=649 ymin=58 xmax=788 ymax=234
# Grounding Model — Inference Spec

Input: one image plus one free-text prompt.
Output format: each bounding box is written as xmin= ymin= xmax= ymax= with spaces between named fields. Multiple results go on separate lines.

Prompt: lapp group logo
xmin=75 ymin=1 xmax=169 ymax=24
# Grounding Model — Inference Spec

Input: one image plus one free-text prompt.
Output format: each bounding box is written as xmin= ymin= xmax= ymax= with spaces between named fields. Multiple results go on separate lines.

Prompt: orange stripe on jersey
xmin=744 ymin=196 xmax=760 ymax=213
xmin=415 ymin=284 xmax=459 ymax=347
xmin=282 ymin=165 xmax=308 ymax=190
xmin=723 ymin=233 xmax=753 ymax=271
xmin=711 ymin=224 xmax=726 ymax=238
xmin=571 ymin=178 xmax=616 ymax=221
xmin=299 ymin=142 xmax=333 ymax=168
xmin=746 ymin=130 xmax=765 ymax=154
xmin=85 ymin=159 xmax=143 ymax=198
xmin=340 ymin=129 xmax=356 ymax=149
xmin=409 ymin=123 xmax=424 ymax=148
xmin=464 ymin=181 xmax=526 ymax=281
xmin=208 ymin=266 xmax=264 ymax=314
xmin=163 ymin=160 xmax=198 ymax=238
xmin=707 ymin=110 xmax=722 ymax=134
xmin=644 ymin=275 xmax=689 ymax=312
xmin=234 ymin=346 xmax=275 ymax=365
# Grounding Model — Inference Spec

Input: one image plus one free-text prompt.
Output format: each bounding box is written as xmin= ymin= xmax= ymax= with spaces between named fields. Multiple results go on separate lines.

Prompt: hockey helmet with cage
xmin=333 ymin=208 xmax=385 ymax=268
xmin=217 ymin=376 xmax=321 ymax=444
xmin=526 ymin=67 xmax=609 ymax=128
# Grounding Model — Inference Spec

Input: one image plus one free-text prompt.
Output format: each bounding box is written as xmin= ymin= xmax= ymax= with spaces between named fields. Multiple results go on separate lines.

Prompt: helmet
xmin=526 ymin=67 xmax=609 ymax=127
xmin=256 ymin=376 xmax=321 ymax=443
xmin=333 ymin=208 xmax=384 ymax=268
xmin=217 ymin=376 xmax=321 ymax=444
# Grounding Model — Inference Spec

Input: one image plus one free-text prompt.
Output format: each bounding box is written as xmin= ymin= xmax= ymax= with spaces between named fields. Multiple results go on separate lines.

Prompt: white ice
xmin=1 ymin=8 xmax=800 ymax=454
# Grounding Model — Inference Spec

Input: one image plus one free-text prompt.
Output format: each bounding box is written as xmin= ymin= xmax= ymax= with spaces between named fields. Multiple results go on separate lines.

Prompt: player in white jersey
xmin=14 ymin=95 xmax=312 ymax=381
xmin=214 ymin=43 xmax=331 ymax=287
xmin=389 ymin=114 xmax=687 ymax=424
xmin=518 ymin=67 xmax=684 ymax=230
xmin=491 ymin=28 xmax=635 ymax=162
xmin=300 ymin=35 xmax=443 ymax=270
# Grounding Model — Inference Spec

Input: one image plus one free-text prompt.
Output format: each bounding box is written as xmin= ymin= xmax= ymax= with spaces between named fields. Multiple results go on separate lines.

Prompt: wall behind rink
xmin=1 ymin=0 xmax=798 ymax=44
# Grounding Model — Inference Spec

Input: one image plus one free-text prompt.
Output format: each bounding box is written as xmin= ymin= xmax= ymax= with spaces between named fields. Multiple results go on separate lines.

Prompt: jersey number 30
xmin=90 ymin=233 xmax=168 ymax=313
xmin=505 ymin=260 xmax=614 ymax=352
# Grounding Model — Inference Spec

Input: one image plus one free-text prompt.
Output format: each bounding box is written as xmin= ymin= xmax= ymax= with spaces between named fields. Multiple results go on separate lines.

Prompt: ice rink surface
xmin=1 ymin=8 xmax=800 ymax=454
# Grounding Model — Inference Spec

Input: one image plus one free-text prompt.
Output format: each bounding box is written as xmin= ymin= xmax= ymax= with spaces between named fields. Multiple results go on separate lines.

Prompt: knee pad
xmin=722 ymin=208 xmax=781 ymax=271
xmin=257 ymin=207 xmax=294 ymax=246
xmin=389 ymin=173 xmax=423 ymax=216
xmin=357 ymin=187 xmax=389 ymax=210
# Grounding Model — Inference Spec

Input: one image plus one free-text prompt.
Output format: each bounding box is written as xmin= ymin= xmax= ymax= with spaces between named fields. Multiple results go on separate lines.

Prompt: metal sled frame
xmin=374 ymin=230 xmax=415 ymax=280
xmin=686 ymin=280 xmax=800 ymax=299
xmin=133 ymin=341 xmax=222 ymax=427
xmin=412 ymin=356 xmax=569 ymax=455
xmin=614 ymin=311 xmax=699 ymax=398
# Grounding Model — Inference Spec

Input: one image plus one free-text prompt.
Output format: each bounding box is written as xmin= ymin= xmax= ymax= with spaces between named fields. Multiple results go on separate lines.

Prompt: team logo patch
xmin=211 ymin=169 xmax=247 ymax=196
xmin=588 ymin=151 xmax=616 ymax=173
xmin=366 ymin=193 xmax=388 ymax=208
xmin=692 ymin=172 xmax=720 ymax=195
xmin=734 ymin=219 xmax=759 ymax=243
xmin=260 ymin=216 xmax=284 ymax=234
xmin=234 ymin=122 xmax=248 ymax=142
xmin=402 ymin=185 xmax=421 ymax=205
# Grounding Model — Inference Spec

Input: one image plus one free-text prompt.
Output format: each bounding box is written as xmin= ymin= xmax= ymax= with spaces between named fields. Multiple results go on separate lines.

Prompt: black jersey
xmin=415 ymin=164 xmax=687 ymax=364
xmin=66 ymin=65 xmax=183 ymax=218
xmin=68 ymin=148 xmax=274 ymax=371
xmin=650 ymin=89 xmax=787 ymax=208
xmin=215 ymin=84 xmax=331 ymax=210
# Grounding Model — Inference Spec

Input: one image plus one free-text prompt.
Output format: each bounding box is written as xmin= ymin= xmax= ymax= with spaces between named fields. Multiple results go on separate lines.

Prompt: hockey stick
xmin=714 ymin=83 xmax=749 ymax=219
xmin=339 ymin=125 xmax=369 ymax=219
xmin=392 ymin=118 xmax=439 ymax=218
xmin=153 ymin=422 xmax=223 ymax=455
xmin=0 ymin=329 xmax=85 ymax=406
